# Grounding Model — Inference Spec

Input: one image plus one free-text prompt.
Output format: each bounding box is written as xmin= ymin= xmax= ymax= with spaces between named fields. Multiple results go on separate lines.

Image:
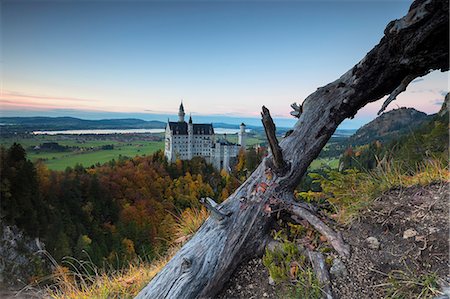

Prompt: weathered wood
xmin=378 ymin=75 xmax=415 ymax=115
xmin=136 ymin=1 xmax=448 ymax=298
xmin=307 ymin=250 xmax=333 ymax=299
xmin=199 ymin=197 xmax=229 ymax=221
xmin=289 ymin=203 xmax=350 ymax=257
xmin=261 ymin=105 xmax=288 ymax=175
xmin=290 ymin=102 xmax=303 ymax=118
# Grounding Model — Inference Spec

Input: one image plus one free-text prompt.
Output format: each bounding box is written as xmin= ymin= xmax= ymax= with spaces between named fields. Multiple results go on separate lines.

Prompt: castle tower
xmin=238 ymin=122 xmax=246 ymax=149
xmin=188 ymin=115 xmax=193 ymax=159
xmin=223 ymin=146 xmax=230 ymax=172
xmin=178 ymin=101 xmax=185 ymax=122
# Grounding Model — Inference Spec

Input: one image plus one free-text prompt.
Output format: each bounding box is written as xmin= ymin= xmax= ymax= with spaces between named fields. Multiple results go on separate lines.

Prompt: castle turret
xmin=223 ymin=146 xmax=230 ymax=172
xmin=188 ymin=115 xmax=193 ymax=159
xmin=238 ymin=122 xmax=246 ymax=149
xmin=178 ymin=101 xmax=185 ymax=122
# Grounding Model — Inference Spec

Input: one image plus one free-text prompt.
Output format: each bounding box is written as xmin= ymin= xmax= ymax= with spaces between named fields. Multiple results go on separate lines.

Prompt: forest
xmin=0 ymin=143 xmax=264 ymax=270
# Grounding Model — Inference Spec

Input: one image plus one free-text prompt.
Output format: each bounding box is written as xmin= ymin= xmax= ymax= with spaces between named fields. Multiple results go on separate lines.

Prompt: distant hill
xmin=0 ymin=116 xmax=358 ymax=137
xmin=0 ymin=117 xmax=166 ymax=133
xmin=340 ymin=98 xmax=448 ymax=171
xmin=348 ymin=107 xmax=430 ymax=146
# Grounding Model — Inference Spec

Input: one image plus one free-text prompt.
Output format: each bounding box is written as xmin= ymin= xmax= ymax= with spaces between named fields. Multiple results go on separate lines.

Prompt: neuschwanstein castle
xmin=164 ymin=102 xmax=246 ymax=171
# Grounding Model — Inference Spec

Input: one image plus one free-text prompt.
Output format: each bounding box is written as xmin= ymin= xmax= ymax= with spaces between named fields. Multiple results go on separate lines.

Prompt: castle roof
xmin=215 ymin=138 xmax=236 ymax=146
xmin=168 ymin=122 xmax=214 ymax=135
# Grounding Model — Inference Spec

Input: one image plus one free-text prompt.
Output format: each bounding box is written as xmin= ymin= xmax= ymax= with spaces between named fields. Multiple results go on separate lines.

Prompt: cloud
xmin=1 ymin=90 xmax=99 ymax=103
xmin=0 ymin=90 xmax=104 ymax=112
xmin=433 ymin=99 xmax=444 ymax=106
xmin=143 ymin=109 xmax=172 ymax=114
xmin=439 ymin=90 xmax=448 ymax=97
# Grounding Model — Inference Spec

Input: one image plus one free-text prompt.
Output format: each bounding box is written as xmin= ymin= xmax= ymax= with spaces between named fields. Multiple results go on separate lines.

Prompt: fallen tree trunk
xmin=136 ymin=1 xmax=448 ymax=298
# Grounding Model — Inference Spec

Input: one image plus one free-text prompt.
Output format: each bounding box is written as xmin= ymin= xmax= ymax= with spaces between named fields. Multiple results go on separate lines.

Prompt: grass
xmin=382 ymin=270 xmax=443 ymax=299
xmin=37 ymin=205 xmax=208 ymax=298
xmin=1 ymin=135 xmax=128 ymax=148
xmin=1 ymin=135 xmax=164 ymax=170
xmin=312 ymin=159 xmax=449 ymax=224
xmin=40 ymin=248 xmax=177 ymax=299
xmin=309 ymin=158 xmax=339 ymax=170
xmin=172 ymin=206 xmax=209 ymax=244
xmin=39 ymin=142 xmax=164 ymax=170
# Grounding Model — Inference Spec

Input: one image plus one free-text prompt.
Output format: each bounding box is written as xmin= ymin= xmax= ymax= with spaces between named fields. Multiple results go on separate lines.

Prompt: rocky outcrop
xmin=438 ymin=92 xmax=449 ymax=116
xmin=0 ymin=225 xmax=47 ymax=285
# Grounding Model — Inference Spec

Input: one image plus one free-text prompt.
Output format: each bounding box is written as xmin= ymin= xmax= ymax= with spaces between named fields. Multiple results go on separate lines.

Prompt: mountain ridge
xmin=348 ymin=107 xmax=431 ymax=146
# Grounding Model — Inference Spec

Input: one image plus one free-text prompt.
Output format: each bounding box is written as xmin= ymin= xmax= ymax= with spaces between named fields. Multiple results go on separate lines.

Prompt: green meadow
xmin=1 ymin=133 xmax=341 ymax=171
xmin=309 ymin=157 xmax=339 ymax=170
xmin=1 ymin=135 xmax=165 ymax=171
xmin=31 ymin=142 xmax=165 ymax=170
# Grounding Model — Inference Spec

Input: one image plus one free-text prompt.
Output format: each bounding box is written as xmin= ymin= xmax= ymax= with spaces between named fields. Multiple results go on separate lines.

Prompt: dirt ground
xmin=218 ymin=183 xmax=449 ymax=298
xmin=0 ymin=284 xmax=41 ymax=299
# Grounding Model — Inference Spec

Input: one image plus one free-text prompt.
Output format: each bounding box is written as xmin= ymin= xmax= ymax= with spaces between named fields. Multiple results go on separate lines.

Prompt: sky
xmin=1 ymin=0 xmax=448 ymax=129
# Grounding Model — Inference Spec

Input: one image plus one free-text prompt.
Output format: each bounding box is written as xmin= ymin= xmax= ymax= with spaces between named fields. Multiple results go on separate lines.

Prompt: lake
xmin=32 ymin=128 xmax=248 ymax=135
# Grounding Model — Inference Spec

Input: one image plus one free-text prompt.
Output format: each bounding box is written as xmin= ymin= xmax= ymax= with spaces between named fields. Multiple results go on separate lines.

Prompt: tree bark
xmin=136 ymin=1 xmax=448 ymax=298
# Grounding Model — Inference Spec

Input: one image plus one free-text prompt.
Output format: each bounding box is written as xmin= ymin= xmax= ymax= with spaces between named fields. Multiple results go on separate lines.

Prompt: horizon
xmin=1 ymin=0 xmax=448 ymax=129
xmin=0 ymin=99 xmax=444 ymax=130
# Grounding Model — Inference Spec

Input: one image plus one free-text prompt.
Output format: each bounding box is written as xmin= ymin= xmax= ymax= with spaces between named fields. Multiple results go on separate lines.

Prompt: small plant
xmin=262 ymin=237 xmax=322 ymax=299
xmin=384 ymin=270 xmax=443 ymax=299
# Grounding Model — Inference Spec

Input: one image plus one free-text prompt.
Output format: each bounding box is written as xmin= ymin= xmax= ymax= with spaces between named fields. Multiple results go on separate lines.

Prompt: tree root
xmin=286 ymin=203 xmax=350 ymax=258
xmin=307 ymin=250 xmax=333 ymax=299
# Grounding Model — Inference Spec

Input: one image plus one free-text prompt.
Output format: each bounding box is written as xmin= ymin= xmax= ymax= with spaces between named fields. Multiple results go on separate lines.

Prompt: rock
xmin=0 ymin=225 xmax=47 ymax=285
xmin=403 ymin=228 xmax=418 ymax=239
xmin=366 ymin=237 xmax=380 ymax=250
xmin=330 ymin=258 xmax=348 ymax=278
xmin=263 ymin=292 xmax=269 ymax=297
xmin=428 ymin=227 xmax=439 ymax=234
xmin=268 ymin=276 xmax=275 ymax=286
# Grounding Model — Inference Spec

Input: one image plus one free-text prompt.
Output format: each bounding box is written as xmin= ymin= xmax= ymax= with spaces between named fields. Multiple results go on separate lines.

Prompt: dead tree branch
xmin=200 ymin=197 xmax=230 ymax=221
xmin=378 ymin=74 xmax=416 ymax=114
xmin=261 ymin=105 xmax=289 ymax=175
xmin=288 ymin=203 xmax=350 ymax=257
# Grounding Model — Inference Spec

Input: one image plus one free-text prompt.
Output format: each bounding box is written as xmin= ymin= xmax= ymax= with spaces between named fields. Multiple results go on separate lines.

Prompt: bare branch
xmin=200 ymin=197 xmax=229 ymax=221
xmin=378 ymin=74 xmax=416 ymax=115
xmin=290 ymin=102 xmax=303 ymax=118
xmin=289 ymin=204 xmax=350 ymax=257
xmin=261 ymin=106 xmax=288 ymax=175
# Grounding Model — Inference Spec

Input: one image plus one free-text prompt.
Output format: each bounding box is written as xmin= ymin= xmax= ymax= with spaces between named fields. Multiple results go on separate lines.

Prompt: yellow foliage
xmin=121 ymin=238 xmax=136 ymax=258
